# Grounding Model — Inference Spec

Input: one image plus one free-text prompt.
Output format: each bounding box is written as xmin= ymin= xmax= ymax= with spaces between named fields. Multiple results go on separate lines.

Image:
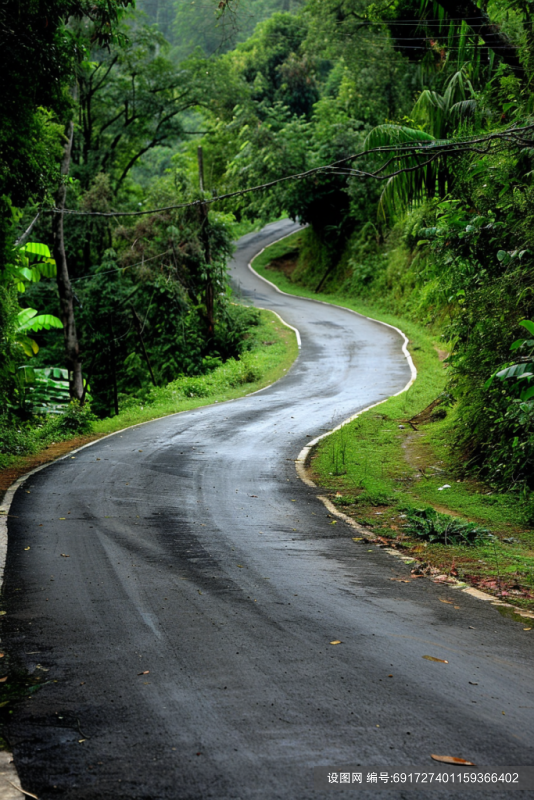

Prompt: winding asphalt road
xmin=3 ymin=220 xmax=534 ymax=799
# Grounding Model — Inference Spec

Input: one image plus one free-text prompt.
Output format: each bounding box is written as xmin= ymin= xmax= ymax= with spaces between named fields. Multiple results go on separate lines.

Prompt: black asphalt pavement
xmin=3 ymin=220 xmax=534 ymax=799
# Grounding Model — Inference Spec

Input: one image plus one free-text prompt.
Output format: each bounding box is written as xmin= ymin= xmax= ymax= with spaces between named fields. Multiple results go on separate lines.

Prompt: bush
xmin=46 ymin=401 xmax=96 ymax=437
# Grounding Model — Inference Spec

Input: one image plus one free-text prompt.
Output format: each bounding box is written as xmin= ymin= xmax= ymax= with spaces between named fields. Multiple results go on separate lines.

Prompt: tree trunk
xmin=436 ymin=0 xmax=526 ymax=80
xmin=130 ymin=303 xmax=157 ymax=386
xmin=198 ymin=146 xmax=214 ymax=336
xmin=53 ymin=121 xmax=84 ymax=401
xmin=108 ymin=316 xmax=119 ymax=416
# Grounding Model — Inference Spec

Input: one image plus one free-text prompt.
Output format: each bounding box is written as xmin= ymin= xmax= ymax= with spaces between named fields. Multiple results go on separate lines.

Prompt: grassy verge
xmin=92 ymin=309 xmax=297 ymax=435
xmin=0 ymin=309 xmax=298 ymax=493
xmin=253 ymin=232 xmax=534 ymax=611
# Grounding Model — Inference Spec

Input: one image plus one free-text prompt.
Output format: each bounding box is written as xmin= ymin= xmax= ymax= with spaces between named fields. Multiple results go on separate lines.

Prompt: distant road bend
xmin=4 ymin=220 xmax=534 ymax=799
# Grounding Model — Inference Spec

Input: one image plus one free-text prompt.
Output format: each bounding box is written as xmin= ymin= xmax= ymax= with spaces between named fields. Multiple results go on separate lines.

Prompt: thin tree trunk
xmin=198 ymin=146 xmax=214 ymax=335
xmin=108 ymin=316 xmax=119 ymax=416
xmin=53 ymin=121 xmax=84 ymax=401
xmin=15 ymin=211 xmax=41 ymax=247
xmin=130 ymin=303 xmax=157 ymax=386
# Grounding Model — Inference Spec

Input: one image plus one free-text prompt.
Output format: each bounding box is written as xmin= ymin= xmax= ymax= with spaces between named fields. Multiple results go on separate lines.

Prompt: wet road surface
xmin=3 ymin=220 xmax=534 ymax=799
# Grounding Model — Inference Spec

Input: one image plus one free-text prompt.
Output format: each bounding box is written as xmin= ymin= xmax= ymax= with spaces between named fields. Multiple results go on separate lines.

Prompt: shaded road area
xmin=3 ymin=220 xmax=533 ymax=799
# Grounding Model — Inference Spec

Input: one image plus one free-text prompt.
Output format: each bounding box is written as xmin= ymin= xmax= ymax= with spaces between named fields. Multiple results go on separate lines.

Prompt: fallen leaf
xmin=423 ymin=655 xmax=448 ymax=663
xmin=454 ymin=606 xmax=460 ymax=609
xmin=390 ymin=578 xmax=410 ymax=583
xmin=524 ymin=627 xmax=532 ymax=631
xmin=469 ymin=682 xmax=478 ymax=685
xmin=79 ymin=739 xmax=86 ymax=743
xmin=0 ymin=677 xmax=7 ymax=683
xmin=61 ymin=554 xmax=70 ymax=558
xmin=0 ymin=611 xmax=6 ymax=616
xmin=0 ymin=654 xmax=4 ymax=658
xmin=439 ymin=598 xmax=453 ymax=604
xmin=138 ymin=670 xmax=149 ymax=676
xmin=237 ymin=565 xmax=243 ymax=568
xmin=249 ymin=495 xmax=258 ymax=498
xmin=24 ymin=547 xmax=30 ymax=551
xmin=352 ymin=537 xmax=363 ymax=541
xmin=59 ymin=518 xmax=66 ymax=520
xmin=431 ymin=755 xmax=475 ymax=766
xmin=330 ymin=640 xmax=342 ymax=645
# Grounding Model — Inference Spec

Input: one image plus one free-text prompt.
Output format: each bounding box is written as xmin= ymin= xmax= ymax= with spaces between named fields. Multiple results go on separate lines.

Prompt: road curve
xmin=3 ymin=220 xmax=534 ymax=799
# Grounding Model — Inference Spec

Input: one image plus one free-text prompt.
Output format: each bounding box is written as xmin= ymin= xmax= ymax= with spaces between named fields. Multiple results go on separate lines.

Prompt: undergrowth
xmin=0 ymin=309 xmax=298 ymax=471
xmin=254 ymin=232 xmax=534 ymax=608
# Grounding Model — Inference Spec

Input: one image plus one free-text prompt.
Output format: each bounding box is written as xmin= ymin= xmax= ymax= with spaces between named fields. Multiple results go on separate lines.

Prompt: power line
xmin=44 ymin=122 xmax=534 ymax=219
xmin=72 ymin=249 xmax=173 ymax=282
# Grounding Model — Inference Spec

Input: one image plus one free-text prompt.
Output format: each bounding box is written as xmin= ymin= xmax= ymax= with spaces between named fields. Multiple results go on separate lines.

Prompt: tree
xmin=75 ymin=21 xmax=208 ymax=194
xmin=0 ymin=0 xmax=135 ymax=260
xmin=365 ymin=69 xmax=476 ymax=218
xmin=433 ymin=0 xmax=526 ymax=80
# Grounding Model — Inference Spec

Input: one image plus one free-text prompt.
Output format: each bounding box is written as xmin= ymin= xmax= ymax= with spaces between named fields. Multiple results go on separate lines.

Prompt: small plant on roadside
xmin=48 ymin=400 xmax=96 ymax=436
xmin=330 ymin=423 xmax=349 ymax=476
xmin=405 ymin=507 xmax=491 ymax=546
xmin=332 ymin=495 xmax=356 ymax=506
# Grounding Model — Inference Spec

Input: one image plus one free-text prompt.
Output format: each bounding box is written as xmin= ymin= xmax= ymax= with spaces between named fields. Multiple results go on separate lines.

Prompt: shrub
xmin=405 ymin=507 xmax=490 ymax=546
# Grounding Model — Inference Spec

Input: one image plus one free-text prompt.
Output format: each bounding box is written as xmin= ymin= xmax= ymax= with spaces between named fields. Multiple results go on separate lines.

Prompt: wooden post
xmin=108 ymin=316 xmax=119 ymax=416
xmin=197 ymin=146 xmax=214 ymax=335
xmin=130 ymin=302 xmax=157 ymax=387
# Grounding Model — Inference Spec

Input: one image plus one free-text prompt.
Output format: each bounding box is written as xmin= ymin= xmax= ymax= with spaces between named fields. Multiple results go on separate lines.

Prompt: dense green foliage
xmin=183 ymin=0 xmax=534 ymax=497
xmin=2 ymin=0 xmax=534 ymax=506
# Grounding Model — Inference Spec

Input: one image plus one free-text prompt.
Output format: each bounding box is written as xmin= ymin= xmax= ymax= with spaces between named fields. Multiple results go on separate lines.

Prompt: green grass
xmin=93 ymin=309 xmax=298 ymax=435
xmin=253 ymin=232 xmax=534 ymax=608
xmin=0 ymin=309 xmax=299 ymax=471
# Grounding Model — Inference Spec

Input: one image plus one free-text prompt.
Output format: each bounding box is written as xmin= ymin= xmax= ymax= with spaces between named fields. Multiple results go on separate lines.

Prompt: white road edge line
xmin=248 ymin=225 xmax=534 ymax=623
xmin=0 ymin=229 xmax=304 ymax=797
xmin=0 ymin=223 xmax=531 ymax=795
xmin=0 ymin=229 xmax=307 ymax=588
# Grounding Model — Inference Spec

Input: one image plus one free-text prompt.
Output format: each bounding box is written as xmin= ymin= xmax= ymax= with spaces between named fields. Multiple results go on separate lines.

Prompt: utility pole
xmin=198 ymin=145 xmax=214 ymax=336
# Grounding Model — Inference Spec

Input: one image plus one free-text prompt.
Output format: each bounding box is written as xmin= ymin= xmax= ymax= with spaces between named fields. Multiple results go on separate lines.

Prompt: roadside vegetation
xmin=253 ymin=233 xmax=534 ymax=610
xmin=0 ymin=309 xmax=297 ymax=476
xmin=2 ymin=0 xmax=534 ymax=609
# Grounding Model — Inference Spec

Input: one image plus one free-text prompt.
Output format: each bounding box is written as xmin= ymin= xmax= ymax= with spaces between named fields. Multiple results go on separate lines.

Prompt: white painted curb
xmin=249 ymin=227 xmax=534 ymax=623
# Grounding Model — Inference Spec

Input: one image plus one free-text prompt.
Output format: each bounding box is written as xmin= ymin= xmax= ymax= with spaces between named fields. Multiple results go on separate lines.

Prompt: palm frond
xmin=364 ymin=124 xmax=434 ymax=151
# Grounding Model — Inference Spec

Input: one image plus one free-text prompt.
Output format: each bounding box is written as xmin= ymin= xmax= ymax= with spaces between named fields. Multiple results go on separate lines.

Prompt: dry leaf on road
xmin=330 ymin=640 xmax=342 ymax=645
xmin=431 ymin=755 xmax=475 ymax=766
xmin=138 ymin=670 xmax=150 ymax=676
xmin=423 ymin=655 xmax=448 ymax=663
